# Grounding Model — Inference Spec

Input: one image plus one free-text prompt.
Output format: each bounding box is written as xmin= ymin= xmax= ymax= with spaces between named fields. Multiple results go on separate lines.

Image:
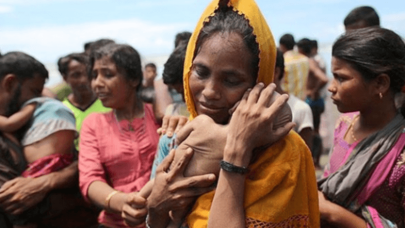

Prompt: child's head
xmin=297 ymin=38 xmax=312 ymax=57
xmin=310 ymin=40 xmax=318 ymax=56
xmin=279 ymin=33 xmax=295 ymax=53
xmin=344 ymin=6 xmax=380 ymax=31
xmin=174 ymin=31 xmax=192 ymax=48
xmin=144 ymin=63 xmax=157 ymax=86
xmin=332 ymin=27 xmax=405 ymax=94
xmin=58 ymin=53 xmax=92 ymax=96
xmin=163 ymin=41 xmax=188 ymax=99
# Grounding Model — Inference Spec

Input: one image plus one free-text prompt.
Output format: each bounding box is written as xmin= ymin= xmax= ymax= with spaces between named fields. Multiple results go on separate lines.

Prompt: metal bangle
xmin=105 ymin=190 xmax=119 ymax=209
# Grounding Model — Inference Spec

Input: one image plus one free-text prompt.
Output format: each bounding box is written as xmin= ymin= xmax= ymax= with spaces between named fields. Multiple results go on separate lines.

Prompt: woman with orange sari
xmin=123 ymin=0 xmax=320 ymax=227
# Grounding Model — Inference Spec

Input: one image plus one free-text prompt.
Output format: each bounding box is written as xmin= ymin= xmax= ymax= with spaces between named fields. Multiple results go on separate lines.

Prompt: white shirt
xmin=287 ymin=94 xmax=314 ymax=133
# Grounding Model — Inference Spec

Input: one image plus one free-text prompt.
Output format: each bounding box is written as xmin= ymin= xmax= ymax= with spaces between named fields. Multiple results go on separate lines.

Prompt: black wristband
xmin=220 ymin=160 xmax=249 ymax=175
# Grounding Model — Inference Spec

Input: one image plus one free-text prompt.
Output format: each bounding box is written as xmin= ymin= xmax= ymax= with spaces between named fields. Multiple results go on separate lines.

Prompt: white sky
xmin=1 ymin=0 xmax=405 ymax=85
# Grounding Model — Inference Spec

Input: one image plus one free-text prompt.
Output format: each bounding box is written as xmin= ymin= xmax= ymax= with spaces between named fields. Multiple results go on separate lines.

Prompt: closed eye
xmin=192 ymin=64 xmax=210 ymax=79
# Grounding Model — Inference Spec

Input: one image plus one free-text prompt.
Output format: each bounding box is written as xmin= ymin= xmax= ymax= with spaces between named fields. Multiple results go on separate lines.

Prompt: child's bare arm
xmin=0 ymin=103 xmax=36 ymax=132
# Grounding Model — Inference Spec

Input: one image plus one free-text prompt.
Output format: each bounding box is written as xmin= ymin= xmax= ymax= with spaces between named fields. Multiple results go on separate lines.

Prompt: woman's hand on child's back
xmin=147 ymin=148 xmax=216 ymax=227
xmin=157 ymin=115 xmax=189 ymax=137
xmin=175 ymin=115 xmax=228 ymax=176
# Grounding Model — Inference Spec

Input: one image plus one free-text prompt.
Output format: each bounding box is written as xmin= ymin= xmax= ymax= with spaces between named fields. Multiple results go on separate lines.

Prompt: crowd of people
xmin=1 ymin=0 xmax=405 ymax=227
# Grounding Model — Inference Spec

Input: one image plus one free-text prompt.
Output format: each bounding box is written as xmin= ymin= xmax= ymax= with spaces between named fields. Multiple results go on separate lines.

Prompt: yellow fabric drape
xmin=183 ymin=0 xmax=320 ymax=227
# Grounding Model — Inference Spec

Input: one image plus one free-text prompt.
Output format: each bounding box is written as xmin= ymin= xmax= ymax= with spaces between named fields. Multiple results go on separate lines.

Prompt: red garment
xmin=22 ymin=153 xmax=73 ymax=178
xmin=79 ymin=104 xmax=159 ymax=228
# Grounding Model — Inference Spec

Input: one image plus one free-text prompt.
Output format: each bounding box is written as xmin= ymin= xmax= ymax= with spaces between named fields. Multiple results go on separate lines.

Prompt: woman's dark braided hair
xmin=194 ymin=0 xmax=260 ymax=81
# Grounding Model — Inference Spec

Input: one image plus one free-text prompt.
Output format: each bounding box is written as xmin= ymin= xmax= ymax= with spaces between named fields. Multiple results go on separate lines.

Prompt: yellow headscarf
xmin=183 ymin=0 xmax=276 ymax=119
xmin=183 ymin=0 xmax=320 ymax=227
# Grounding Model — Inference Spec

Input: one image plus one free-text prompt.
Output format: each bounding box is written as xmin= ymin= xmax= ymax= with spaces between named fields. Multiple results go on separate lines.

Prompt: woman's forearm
xmin=322 ymin=199 xmax=367 ymax=228
xmin=87 ymin=181 xmax=128 ymax=214
xmin=207 ymin=145 xmax=250 ymax=228
xmin=208 ymin=170 xmax=246 ymax=228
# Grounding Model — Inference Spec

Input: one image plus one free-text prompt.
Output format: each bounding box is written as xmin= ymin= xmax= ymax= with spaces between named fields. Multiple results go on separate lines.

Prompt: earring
xmin=379 ymin=93 xmax=383 ymax=99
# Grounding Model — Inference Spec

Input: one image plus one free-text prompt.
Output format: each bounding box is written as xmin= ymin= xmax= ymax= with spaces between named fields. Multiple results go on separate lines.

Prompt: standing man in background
xmin=297 ymin=38 xmax=329 ymax=168
xmin=279 ymin=33 xmax=309 ymax=101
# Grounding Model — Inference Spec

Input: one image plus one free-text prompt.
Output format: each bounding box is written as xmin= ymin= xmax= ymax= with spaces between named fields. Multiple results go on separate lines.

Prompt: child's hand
xmin=0 ymin=102 xmax=37 ymax=132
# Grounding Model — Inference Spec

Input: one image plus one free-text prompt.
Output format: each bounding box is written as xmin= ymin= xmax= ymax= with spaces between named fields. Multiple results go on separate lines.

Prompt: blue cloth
xmin=21 ymin=97 xmax=76 ymax=146
xmin=150 ymin=134 xmax=177 ymax=179
xmin=305 ymin=96 xmax=325 ymax=109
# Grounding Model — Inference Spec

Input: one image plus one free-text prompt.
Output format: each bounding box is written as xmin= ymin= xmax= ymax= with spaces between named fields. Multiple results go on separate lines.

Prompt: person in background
xmin=279 ymin=33 xmax=309 ymax=101
xmin=0 ymin=51 xmax=98 ymax=228
xmin=84 ymin=38 xmax=116 ymax=55
xmin=344 ymin=6 xmax=380 ymax=31
xmin=174 ymin=31 xmax=192 ymax=48
xmin=43 ymin=82 xmax=71 ymax=101
xmin=41 ymin=39 xmax=116 ymax=101
xmin=297 ymin=38 xmax=328 ymax=168
xmin=79 ymin=43 xmax=160 ymax=228
xmin=318 ymin=27 xmax=405 ymax=227
xmin=162 ymin=41 xmax=190 ymax=117
xmin=310 ymin=39 xmax=326 ymax=73
xmin=58 ymin=53 xmax=110 ymax=150
xmin=140 ymin=63 xmax=157 ymax=104
xmin=153 ymin=31 xmax=193 ymax=124
xmin=274 ymin=49 xmax=314 ymax=150
xmin=341 ymin=5 xmax=405 ymax=112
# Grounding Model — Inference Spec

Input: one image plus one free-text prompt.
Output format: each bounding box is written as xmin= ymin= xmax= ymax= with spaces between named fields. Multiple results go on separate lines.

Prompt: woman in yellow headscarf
xmin=133 ymin=0 xmax=320 ymax=227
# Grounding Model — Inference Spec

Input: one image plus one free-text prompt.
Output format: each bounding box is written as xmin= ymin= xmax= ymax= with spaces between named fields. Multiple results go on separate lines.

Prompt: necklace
xmin=113 ymin=110 xmax=145 ymax=134
xmin=350 ymin=115 xmax=359 ymax=142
